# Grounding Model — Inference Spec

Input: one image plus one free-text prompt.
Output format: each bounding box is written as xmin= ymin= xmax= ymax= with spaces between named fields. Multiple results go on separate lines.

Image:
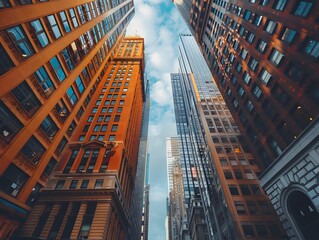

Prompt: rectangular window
xmin=101 ymin=125 xmax=107 ymax=132
xmin=55 ymin=180 xmax=65 ymax=190
xmin=30 ymin=19 xmax=49 ymax=47
xmin=0 ymin=164 xmax=29 ymax=197
xmin=269 ymin=48 xmax=284 ymax=66
xmin=251 ymin=84 xmax=263 ymax=100
xmin=304 ymin=39 xmax=319 ymax=58
xmin=59 ymin=11 xmax=71 ymax=33
xmin=40 ymin=115 xmax=59 ymax=140
xmin=0 ymin=44 xmax=15 ymax=75
xmin=11 ymin=81 xmax=42 ymax=116
xmin=245 ymin=100 xmax=254 ymax=112
xmin=248 ymin=57 xmax=258 ymax=71
xmin=75 ymin=76 xmax=85 ymax=93
xmin=69 ymin=180 xmax=78 ymax=189
xmin=243 ymin=72 xmax=251 ymax=85
xmin=50 ymin=56 xmax=66 ymax=82
xmin=78 ymin=202 xmax=97 ymax=238
xmin=240 ymin=48 xmax=248 ymax=59
xmin=281 ymin=27 xmax=297 ymax=44
xmin=229 ymin=185 xmax=240 ymax=195
xmin=259 ymin=68 xmax=272 ymax=85
xmin=43 ymin=157 xmax=57 ymax=176
xmin=294 ymin=1 xmax=313 ymax=17
xmin=63 ymin=150 xmax=78 ymax=173
xmin=47 ymin=15 xmax=62 ymax=39
xmin=94 ymin=179 xmax=103 ymax=188
xmin=69 ymin=8 xmax=78 ymax=28
xmin=34 ymin=66 xmax=55 ymax=96
xmin=66 ymin=86 xmax=78 ymax=105
xmin=20 ymin=136 xmax=46 ymax=165
xmin=264 ymin=20 xmax=277 ymax=34
xmin=81 ymin=180 xmax=89 ymax=189
xmin=111 ymin=124 xmax=118 ymax=132
xmin=252 ymin=14 xmax=263 ymax=26
xmin=61 ymin=48 xmax=74 ymax=71
xmin=273 ymin=0 xmax=287 ymax=11
xmin=256 ymin=39 xmax=267 ymax=53
xmin=6 ymin=25 xmax=34 ymax=58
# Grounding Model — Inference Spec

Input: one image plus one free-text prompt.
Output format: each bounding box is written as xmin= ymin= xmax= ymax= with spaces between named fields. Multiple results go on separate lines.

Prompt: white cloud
xmin=126 ymin=1 xmax=190 ymax=239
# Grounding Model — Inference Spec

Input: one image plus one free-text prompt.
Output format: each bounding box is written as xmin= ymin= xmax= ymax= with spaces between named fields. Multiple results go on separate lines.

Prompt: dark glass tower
xmin=171 ymin=34 xmax=283 ymax=240
xmin=174 ymin=0 xmax=319 ymax=171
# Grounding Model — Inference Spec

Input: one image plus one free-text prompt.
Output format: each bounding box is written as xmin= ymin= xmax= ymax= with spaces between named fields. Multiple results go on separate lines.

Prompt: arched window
xmin=287 ymin=190 xmax=319 ymax=240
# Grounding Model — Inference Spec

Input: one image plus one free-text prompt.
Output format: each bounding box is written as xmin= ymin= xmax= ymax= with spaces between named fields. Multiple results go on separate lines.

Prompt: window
xmin=47 ymin=15 xmax=61 ymax=39
xmin=256 ymin=224 xmax=268 ymax=236
xmin=114 ymin=115 xmax=120 ymax=122
xmin=264 ymin=20 xmax=277 ymax=34
xmin=0 ymin=0 xmax=11 ymax=8
xmin=30 ymin=20 xmax=49 ymax=47
xmin=98 ymin=135 xmax=104 ymax=141
xmin=248 ymin=57 xmax=258 ymax=71
xmin=61 ymin=48 xmax=74 ymax=71
xmin=56 ymin=137 xmax=68 ymax=154
xmin=26 ymin=183 xmax=42 ymax=206
xmin=6 ymin=25 xmax=34 ymax=58
xmin=236 ymin=63 xmax=242 ymax=73
xmin=245 ymin=170 xmax=255 ymax=179
xmin=281 ymin=27 xmax=297 ymax=44
xmin=94 ymin=179 xmax=103 ymax=188
xmin=0 ymin=44 xmax=14 ymax=75
xmin=0 ymin=164 xmax=29 ymax=197
xmin=229 ymin=185 xmax=240 ymax=195
xmin=43 ymin=157 xmax=57 ymax=176
xmin=268 ymin=137 xmax=282 ymax=157
xmin=259 ymin=0 xmax=269 ymax=6
xmin=246 ymin=32 xmax=255 ymax=43
xmin=304 ymin=39 xmax=319 ymax=58
xmin=81 ymin=180 xmax=89 ymax=189
xmin=294 ymin=1 xmax=313 ymax=17
xmin=0 ymin=101 xmax=23 ymax=142
xmin=20 ymin=136 xmax=46 ymax=165
xmin=252 ymin=14 xmax=263 ymax=26
xmin=55 ymin=180 xmax=65 ymax=189
xmin=272 ymin=84 xmax=290 ymax=104
xmin=235 ymin=201 xmax=246 ymax=214
xmin=273 ymin=0 xmax=287 ymax=11
xmin=117 ymin=107 xmax=122 ymax=113
xmin=242 ymin=223 xmax=255 ymax=237
xmin=286 ymin=63 xmax=306 ymax=83
xmin=259 ymin=68 xmax=272 ymax=85
xmin=108 ymin=135 xmax=115 ymax=141
xmin=240 ymin=185 xmax=251 ymax=195
xmin=101 ymin=125 xmax=107 ymax=132
xmin=242 ymin=72 xmax=251 ymax=85
xmin=256 ymin=40 xmax=267 ymax=53
xmin=224 ymin=171 xmax=233 ymax=179
xmin=69 ymin=180 xmax=78 ymax=189
xmin=237 ymin=86 xmax=245 ymax=97
xmin=78 ymin=202 xmax=97 ymax=239
xmin=63 ymin=150 xmax=78 ymax=173
xmin=69 ymin=8 xmax=78 ymax=28
xmin=93 ymin=125 xmax=100 ymax=132
xmin=240 ymin=48 xmax=248 ymax=59
xmin=11 ymin=81 xmax=42 ymax=116
xmin=251 ymin=84 xmax=263 ymax=100
xmin=66 ymin=86 xmax=78 ymax=105
xmin=245 ymin=100 xmax=254 ymax=112
xmin=75 ymin=76 xmax=85 ymax=93
xmin=50 ymin=56 xmax=66 ymax=82
xmin=104 ymin=116 xmax=110 ymax=122
xmin=59 ymin=11 xmax=71 ymax=33
xmin=34 ymin=66 xmax=55 ymax=96
xmin=40 ymin=115 xmax=59 ymax=140
xmin=269 ymin=49 xmax=284 ymax=66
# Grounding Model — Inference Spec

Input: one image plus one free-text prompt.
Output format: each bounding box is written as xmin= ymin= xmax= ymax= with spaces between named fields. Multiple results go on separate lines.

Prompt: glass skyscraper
xmin=171 ymin=34 xmax=283 ymax=240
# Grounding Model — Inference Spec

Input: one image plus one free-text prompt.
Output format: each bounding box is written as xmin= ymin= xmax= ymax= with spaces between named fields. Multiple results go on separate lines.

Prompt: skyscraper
xmin=174 ymin=0 xmax=319 ymax=170
xmin=141 ymin=154 xmax=150 ymax=240
xmin=0 ymin=1 xmax=134 ymax=238
xmin=166 ymin=137 xmax=180 ymax=192
xmin=171 ymin=34 xmax=283 ymax=239
xmin=14 ymin=36 xmax=145 ymax=239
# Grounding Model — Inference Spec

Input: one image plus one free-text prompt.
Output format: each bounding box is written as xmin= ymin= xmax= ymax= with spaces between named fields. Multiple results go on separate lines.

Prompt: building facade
xmin=141 ymin=153 xmax=150 ymax=240
xmin=260 ymin=117 xmax=319 ymax=240
xmin=174 ymin=0 xmax=319 ymax=171
xmin=167 ymin=137 xmax=180 ymax=192
xmin=14 ymin=36 xmax=145 ymax=239
xmin=171 ymin=34 xmax=283 ymax=240
xmin=0 ymin=1 xmax=135 ymax=238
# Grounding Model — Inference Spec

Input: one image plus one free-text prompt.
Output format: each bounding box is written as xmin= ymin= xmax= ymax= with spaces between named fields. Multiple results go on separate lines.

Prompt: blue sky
xmin=127 ymin=1 xmax=189 ymax=239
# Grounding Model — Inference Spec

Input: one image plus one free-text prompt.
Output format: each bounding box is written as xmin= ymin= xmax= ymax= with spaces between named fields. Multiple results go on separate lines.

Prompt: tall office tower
xmin=0 ymin=1 xmax=135 ymax=238
xmin=174 ymin=0 xmax=319 ymax=170
xmin=168 ymin=154 xmax=187 ymax=240
xmin=130 ymin=80 xmax=150 ymax=240
xmin=141 ymin=154 xmax=150 ymax=240
xmin=171 ymin=34 xmax=283 ymax=240
xmin=10 ymin=36 xmax=145 ymax=239
xmin=166 ymin=137 xmax=180 ymax=192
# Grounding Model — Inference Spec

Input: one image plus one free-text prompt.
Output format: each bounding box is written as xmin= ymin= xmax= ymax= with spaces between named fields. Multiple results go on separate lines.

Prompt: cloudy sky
xmin=127 ymin=0 xmax=189 ymax=239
